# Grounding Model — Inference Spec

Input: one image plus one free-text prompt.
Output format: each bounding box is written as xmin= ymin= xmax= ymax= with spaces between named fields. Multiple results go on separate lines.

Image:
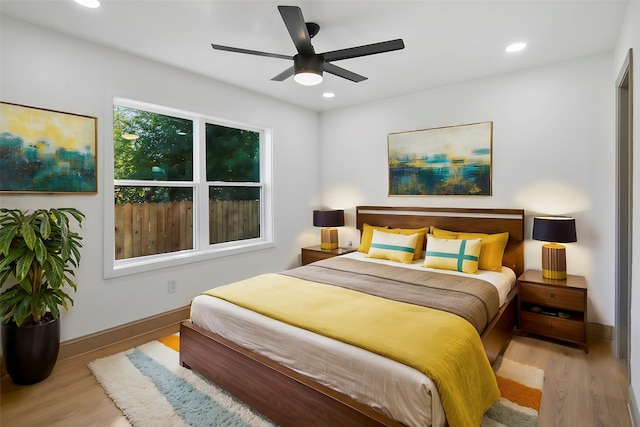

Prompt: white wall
xmin=614 ymin=1 xmax=640 ymax=423
xmin=0 ymin=9 xmax=627 ymax=381
xmin=320 ymin=54 xmax=615 ymax=327
xmin=0 ymin=16 xmax=321 ymax=342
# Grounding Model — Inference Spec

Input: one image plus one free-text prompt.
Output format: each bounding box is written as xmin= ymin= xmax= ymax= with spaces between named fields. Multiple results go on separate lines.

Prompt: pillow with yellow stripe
xmin=358 ymin=223 xmax=389 ymax=253
xmin=367 ymin=229 xmax=419 ymax=264
xmin=423 ymin=236 xmax=482 ymax=274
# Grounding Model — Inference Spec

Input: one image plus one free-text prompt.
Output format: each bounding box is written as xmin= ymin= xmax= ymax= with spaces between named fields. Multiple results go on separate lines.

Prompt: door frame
xmin=615 ymin=48 xmax=633 ymax=370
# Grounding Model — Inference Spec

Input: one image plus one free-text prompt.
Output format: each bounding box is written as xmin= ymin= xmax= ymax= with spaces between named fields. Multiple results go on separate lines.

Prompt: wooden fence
xmin=114 ymin=200 xmax=260 ymax=260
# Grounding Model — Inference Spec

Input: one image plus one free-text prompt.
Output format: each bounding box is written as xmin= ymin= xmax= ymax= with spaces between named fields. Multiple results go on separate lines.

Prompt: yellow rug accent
xmin=157 ymin=334 xmax=180 ymax=352
xmin=495 ymin=375 xmax=543 ymax=412
xmin=482 ymin=357 xmax=544 ymax=427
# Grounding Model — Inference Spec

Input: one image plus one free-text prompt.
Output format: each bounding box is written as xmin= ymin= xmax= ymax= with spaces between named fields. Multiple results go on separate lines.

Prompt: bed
xmin=180 ymin=206 xmax=525 ymax=427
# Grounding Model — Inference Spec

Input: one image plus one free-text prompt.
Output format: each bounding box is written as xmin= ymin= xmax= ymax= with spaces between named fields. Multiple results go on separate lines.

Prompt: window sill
xmin=105 ymin=240 xmax=275 ymax=279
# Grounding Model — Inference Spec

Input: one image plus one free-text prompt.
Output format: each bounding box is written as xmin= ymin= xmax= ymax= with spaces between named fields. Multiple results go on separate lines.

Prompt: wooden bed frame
xmin=180 ymin=206 xmax=525 ymax=427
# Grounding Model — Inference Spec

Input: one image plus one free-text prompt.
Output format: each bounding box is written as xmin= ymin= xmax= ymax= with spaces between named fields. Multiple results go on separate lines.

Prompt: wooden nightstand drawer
xmin=520 ymin=311 xmax=585 ymax=343
xmin=520 ymin=283 xmax=585 ymax=311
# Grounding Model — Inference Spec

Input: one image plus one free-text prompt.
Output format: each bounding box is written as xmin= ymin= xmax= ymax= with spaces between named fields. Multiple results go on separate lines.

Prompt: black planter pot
xmin=1 ymin=315 xmax=60 ymax=385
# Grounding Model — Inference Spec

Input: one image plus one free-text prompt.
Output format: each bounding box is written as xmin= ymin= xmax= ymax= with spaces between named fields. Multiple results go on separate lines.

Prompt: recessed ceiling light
xmin=74 ymin=0 xmax=100 ymax=8
xmin=506 ymin=42 xmax=526 ymax=53
xmin=323 ymin=92 xmax=335 ymax=98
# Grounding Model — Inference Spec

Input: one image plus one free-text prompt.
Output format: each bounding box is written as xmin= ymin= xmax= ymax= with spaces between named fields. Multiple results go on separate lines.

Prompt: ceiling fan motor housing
xmin=294 ymin=54 xmax=324 ymax=75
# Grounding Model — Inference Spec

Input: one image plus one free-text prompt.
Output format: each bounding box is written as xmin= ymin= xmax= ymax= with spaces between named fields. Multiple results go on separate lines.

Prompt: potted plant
xmin=0 ymin=207 xmax=84 ymax=384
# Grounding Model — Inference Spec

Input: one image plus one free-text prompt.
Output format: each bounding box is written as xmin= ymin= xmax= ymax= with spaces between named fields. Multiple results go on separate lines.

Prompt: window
xmin=105 ymin=98 xmax=273 ymax=277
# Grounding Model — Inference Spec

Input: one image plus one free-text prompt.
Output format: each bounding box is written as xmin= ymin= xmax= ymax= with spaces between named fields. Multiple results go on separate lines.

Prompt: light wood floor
xmin=0 ymin=330 xmax=632 ymax=427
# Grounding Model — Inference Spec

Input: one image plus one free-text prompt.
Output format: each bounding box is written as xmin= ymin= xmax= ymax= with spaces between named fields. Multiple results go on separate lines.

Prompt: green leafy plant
xmin=0 ymin=208 xmax=84 ymax=326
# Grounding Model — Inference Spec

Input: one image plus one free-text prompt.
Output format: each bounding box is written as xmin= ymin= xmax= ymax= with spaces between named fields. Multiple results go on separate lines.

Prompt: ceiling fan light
xmin=293 ymin=54 xmax=324 ymax=86
xmin=294 ymin=71 xmax=323 ymax=86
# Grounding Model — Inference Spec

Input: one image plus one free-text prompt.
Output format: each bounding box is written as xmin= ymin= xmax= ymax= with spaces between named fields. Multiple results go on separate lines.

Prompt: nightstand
xmin=301 ymin=245 xmax=357 ymax=266
xmin=517 ymin=269 xmax=588 ymax=352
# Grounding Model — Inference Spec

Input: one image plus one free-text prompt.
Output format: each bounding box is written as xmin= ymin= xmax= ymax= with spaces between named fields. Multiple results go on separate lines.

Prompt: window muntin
xmin=110 ymin=98 xmax=271 ymax=273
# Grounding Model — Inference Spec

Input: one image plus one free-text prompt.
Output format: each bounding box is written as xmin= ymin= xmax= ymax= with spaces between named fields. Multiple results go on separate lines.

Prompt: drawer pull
xmin=549 ymin=293 xmax=555 ymax=299
xmin=548 ymin=324 xmax=553 ymax=327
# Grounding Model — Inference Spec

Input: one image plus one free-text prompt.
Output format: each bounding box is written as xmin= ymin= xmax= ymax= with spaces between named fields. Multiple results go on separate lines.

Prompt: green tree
xmin=113 ymin=106 xmax=193 ymax=203
xmin=206 ymin=124 xmax=259 ymax=201
xmin=113 ymin=106 xmax=260 ymax=203
xmin=206 ymin=124 xmax=259 ymax=182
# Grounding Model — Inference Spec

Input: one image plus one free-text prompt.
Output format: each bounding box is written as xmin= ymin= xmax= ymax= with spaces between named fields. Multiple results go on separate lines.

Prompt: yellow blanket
xmin=204 ymin=273 xmax=500 ymax=427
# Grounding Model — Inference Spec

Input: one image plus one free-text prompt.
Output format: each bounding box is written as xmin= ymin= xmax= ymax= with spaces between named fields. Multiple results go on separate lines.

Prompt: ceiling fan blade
xmin=323 ymin=62 xmax=367 ymax=83
xmin=277 ymin=5 xmax=315 ymax=55
xmin=211 ymin=44 xmax=291 ymax=60
xmin=271 ymin=66 xmax=295 ymax=81
xmin=322 ymin=39 xmax=405 ymax=62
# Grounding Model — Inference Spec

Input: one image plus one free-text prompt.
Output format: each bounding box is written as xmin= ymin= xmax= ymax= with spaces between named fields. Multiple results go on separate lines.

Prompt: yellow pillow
xmin=385 ymin=227 xmax=428 ymax=260
xmin=423 ymin=236 xmax=482 ymax=274
xmin=430 ymin=226 xmax=458 ymax=239
xmin=456 ymin=231 xmax=509 ymax=272
xmin=357 ymin=224 xmax=389 ymax=253
xmin=430 ymin=227 xmax=509 ymax=272
xmin=367 ymin=230 xmax=419 ymax=264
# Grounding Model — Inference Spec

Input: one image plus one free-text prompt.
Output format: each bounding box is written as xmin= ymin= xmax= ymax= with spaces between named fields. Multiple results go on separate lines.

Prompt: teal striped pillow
xmin=367 ymin=229 xmax=419 ymax=263
xmin=423 ymin=236 xmax=482 ymax=274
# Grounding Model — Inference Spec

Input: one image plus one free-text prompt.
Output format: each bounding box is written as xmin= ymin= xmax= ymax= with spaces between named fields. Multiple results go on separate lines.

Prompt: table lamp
xmin=313 ymin=209 xmax=344 ymax=250
xmin=532 ymin=216 xmax=577 ymax=280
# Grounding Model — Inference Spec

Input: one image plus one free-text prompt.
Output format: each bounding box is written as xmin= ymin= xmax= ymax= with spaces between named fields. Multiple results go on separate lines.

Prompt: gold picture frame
xmin=0 ymin=102 xmax=97 ymax=194
xmin=388 ymin=121 xmax=492 ymax=196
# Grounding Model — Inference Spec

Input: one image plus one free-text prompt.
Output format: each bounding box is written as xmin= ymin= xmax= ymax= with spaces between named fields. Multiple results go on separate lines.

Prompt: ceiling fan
xmin=211 ymin=5 xmax=405 ymax=86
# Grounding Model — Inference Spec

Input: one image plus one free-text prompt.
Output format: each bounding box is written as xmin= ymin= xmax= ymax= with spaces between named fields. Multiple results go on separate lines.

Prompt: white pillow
xmin=423 ymin=236 xmax=482 ymax=274
xmin=367 ymin=229 xmax=419 ymax=264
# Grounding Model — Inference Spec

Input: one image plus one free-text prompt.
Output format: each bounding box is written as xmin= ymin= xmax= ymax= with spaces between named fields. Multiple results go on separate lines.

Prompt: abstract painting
xmin=0 ymin=102 xmax=97 ymax=193
xmin=388 ymin=121 xmax=492 ymax=196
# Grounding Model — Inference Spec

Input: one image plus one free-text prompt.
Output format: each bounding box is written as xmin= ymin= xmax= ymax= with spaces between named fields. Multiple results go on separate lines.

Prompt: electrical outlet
xmin=167 ymin=279 xmax=177 ymax=293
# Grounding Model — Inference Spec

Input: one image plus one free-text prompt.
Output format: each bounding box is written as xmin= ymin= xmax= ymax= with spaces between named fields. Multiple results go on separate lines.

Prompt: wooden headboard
xmin=356 ymin=206 xmax=525 ymax=276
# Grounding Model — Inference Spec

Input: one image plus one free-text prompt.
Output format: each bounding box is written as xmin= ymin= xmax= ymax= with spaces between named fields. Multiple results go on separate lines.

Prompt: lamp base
xmin=541 ymin=243 xmax=567 ymax=280
xmin=320 ymin=228 xmax=338 ymax=250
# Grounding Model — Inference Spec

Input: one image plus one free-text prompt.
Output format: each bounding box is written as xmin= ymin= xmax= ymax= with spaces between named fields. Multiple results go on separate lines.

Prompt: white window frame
xmin=104 ymin=96 xmax=274 ymax=278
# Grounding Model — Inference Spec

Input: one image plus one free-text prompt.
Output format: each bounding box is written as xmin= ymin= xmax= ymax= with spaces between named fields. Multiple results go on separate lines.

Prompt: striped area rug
xmin=90 ymin=335 xmax=543 ymax=427
xmin=88 ymin=335 xmax=275 ymax=427
xmin=482 ymin=357 xmax=544 ymax=427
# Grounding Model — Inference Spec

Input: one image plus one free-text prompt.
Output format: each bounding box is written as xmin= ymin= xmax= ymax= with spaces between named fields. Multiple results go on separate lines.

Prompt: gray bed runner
xmin=281 ymin=257 xmax=499 ymax=334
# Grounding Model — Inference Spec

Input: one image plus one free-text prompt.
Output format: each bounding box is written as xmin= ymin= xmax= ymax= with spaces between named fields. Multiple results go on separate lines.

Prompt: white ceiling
xmin=0 ymin=0 xmax=629 ymax=112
